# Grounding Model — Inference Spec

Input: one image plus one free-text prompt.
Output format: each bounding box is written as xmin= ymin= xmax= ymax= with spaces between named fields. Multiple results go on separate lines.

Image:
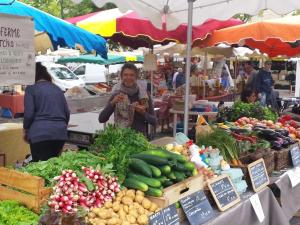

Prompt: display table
xmin=273 ymin=172 xmax=300 ymax=220
xmin=0 ymin=94 xmax=24 ymax=117
xmin=0 ymin=123 xmax=30 ymax=166
xmin=169 ymin=109 xmax=218 ymax=137
xmin=183 ymin=187 xmax=289 ymax=225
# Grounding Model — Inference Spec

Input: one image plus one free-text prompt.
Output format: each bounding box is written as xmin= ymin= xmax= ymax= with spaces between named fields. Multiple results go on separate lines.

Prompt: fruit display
xmin=48 ymin=168 xmax=120 ymax=213
xmin=86 ymin=189 xmax=159 ymax=225
xmin=122 ymin=149 xmax=197 ymax=196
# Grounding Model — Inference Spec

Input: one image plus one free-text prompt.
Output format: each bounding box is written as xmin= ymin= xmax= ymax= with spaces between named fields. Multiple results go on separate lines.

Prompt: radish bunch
xmin=48 ymin=167 xmax=120 ymax=213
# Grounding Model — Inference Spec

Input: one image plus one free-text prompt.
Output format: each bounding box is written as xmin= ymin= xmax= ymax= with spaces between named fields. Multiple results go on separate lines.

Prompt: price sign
xmin=248 ymin=158 xmax=270 ymax=192
xmin=180 ymin=190 xmax=214 ymax=225
xmin=290 ymin=145 xmax=300 ymax=167
xmin=149 ymin=204 xmax=180 ymax=225
xmin=207 ymin=175 xmax=240 ymax=211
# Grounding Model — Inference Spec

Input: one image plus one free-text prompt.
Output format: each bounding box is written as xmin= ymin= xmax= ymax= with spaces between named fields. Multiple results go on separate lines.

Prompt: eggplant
xmin=275 ymin=129 xmax=289 ymax=136
xmin=282 ymin=140 xmax=289 ymax=148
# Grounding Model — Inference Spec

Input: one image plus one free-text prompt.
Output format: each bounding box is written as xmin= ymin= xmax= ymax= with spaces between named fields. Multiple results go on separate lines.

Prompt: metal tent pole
xmin=183 ymin=0 xmax=194 ymax=135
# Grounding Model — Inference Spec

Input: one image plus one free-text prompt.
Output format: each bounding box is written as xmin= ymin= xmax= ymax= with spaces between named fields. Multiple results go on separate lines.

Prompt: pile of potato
xmin=87 ymin=189 xmax=159 ymax=225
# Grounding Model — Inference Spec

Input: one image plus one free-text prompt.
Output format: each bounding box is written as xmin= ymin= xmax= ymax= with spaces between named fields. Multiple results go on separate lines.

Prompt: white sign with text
xmin=0 ymin=13 xmax=35 ymax=86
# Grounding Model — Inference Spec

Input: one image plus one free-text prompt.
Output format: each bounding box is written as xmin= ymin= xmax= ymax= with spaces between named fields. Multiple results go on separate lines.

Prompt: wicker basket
xmin=231 ymin=149 xmax=274 ymax=184
xmin=273 ymin=144 xmax=295 ymax=171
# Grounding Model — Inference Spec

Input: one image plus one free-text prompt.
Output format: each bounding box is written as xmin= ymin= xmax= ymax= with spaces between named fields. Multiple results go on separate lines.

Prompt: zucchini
xmin=192 ymin=168 xmax=198 ymax=176
xmin=183 ymin=162 xmax=196 ymax=171
xmin=149 ymin=165 xmax=162 ymax=177
xmin=174 ymin=163 xmax=189 ymax=172
xmin=129 ymin=158 xmax=152 ymax=177
xmin=159 ymin=165 xmax=171 ymax=175
xmin=127 ymin=172 xmax=161 ymax=188
xmin=174 ymin=171 xmax=186 ymax=182
xmin=145 ymin=187 xmax=163 ymax=197
xmin=132 ymin=154 xmax=169 ymax=166
xmin=142 ymin=149 xmax=187 ymax=163
xmin=157 ymin=176 xmax=169 ymax=183
xmin=168 ymin=172 xmax=176 ymax=180
xmin=184 ymin=171 xmax=192 ymax=177
xmin=123 ymin=178 xmax=148 ymax=192
xmin=163 ymin=180 xmax=174 ymax=187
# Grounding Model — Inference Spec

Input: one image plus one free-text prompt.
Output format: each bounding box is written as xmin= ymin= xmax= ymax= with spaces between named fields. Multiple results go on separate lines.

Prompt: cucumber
xmin=184 ymin=171 xmax=192 ymax=177
xmin=127 ymin=173 xmax=161 ymax=188
xmin=149 ymin=165 xmax=162 ymax=177
xmin=123 ymin=178 xmax=148 ymax=192
xmin=163 ymin=180 xmax=174 ymax=187
xmin=175 ymin=202 xmax=181 ymax=209
xmin=159 ymin=165 xmax=171 ymax=175
xmin=183 ymin=162 xmax=196 ymax=171
xmin=192 ymin=168 xmax=198 ymax=176
xmin=132 ymin=154 xmax=169 ymax=166
xmin=145 ymin=187 xmax=163 ymax=197
xmin=142 ymin=149 xmax=187 ymax=163
xmin=168 ymin=172 xmax=176 ymax=180
xmin=174 ymin=163 xmax=189 ymax=172
xmin=157 ymin=176 xmax=169 ymax=183
xmin=129 ymin=158 xmax=152 ymax=177
xmin=174 ymin=171 xmax=186 ymax=182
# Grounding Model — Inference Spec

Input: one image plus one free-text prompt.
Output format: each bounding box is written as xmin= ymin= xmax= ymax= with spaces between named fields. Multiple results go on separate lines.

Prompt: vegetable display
xmin=20 ymin=151 xmax=107 ymax=186
xmin=123 ymin=149 xmax=197 ymax=196
xmin=90 ymin=125 xmax=155 ymax=182
xmin=0 ymin=200 xmax=39 ymax=225
xmin=48 ymin=167 xmax=120 ymax=213
xmin=86 ymin=189 xmax=159 ymax=225
xmin=217 ymin=101 xmax=278 ymax=123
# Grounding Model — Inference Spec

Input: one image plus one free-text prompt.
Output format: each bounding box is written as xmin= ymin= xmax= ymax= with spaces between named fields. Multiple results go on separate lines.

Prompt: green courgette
xmin=123 ymin=178 xmax=148 ymax=192
xmin=145 ymin=187 xmax=163 ymax=197
xmin=149 ymin=165 xmax=162 ymax=177
xmin=174 ymin=163 xmax=189 ymax=172
xmin=168 ymin=172 xmax=176 ymax=180
xmin=129 ymin=158 xmax=152 ymax=177
xmin=183 ymin=162 xmax=196 ymax=171
xmin=127 ymin=172 xmax=161 ymax=188
xmin=132 ymin=154 xmax=169 ymax=166
xmin=174 ymin=171 xmax=186 ymax=182
xmin=163 ymin=180 xmax=174 ymax=187
xmin=192 ymin=168 xmax=198 ymax=176
xmin=156 ymin=176 xmax=169 ymax=183
xmin=142 ymin=149 xmax=187 ymax=163
xmin=159 ymin=165 xmax=171 ymax=175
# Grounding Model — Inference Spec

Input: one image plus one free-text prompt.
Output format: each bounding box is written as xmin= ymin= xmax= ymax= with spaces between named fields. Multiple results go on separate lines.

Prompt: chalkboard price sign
xmin=149 ymin=204 xmax=180 ymax=225
xmin=290 ymin=145 xmax=300 ymax=167
xmin=179 ymin=190 xmax=214 ymax=225
xmin=207 ymin=175 xmax=240 ymax=211
xmin=248 ymin=158 xmax=270 ymax=192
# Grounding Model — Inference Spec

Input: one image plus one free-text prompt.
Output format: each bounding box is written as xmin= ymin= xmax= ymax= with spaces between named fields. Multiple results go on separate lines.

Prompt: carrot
xmin=231 ymin=159 xmax=239 ymax=166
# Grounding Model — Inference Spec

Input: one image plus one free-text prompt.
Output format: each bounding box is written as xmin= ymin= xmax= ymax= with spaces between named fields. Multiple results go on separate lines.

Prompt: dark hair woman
xmin=23 ymin=62 xmax=70 ymax=162
xmin=99 ymin=63 xmax=156 ymax=137
xmin=241 ymin=88 xmax=257 ymax=103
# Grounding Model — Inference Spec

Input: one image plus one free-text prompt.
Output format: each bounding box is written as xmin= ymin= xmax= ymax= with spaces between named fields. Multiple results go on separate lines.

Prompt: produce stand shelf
xmin=0 ymin=167 xmax=52 ymax=213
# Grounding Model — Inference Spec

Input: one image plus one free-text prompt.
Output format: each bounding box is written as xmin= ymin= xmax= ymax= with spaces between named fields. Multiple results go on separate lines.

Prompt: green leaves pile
xmin=196 ymin=128 xmax=239 ymax=162
xmin=218 ymin=101 xmax=278 ymax=122
xmin=0 ymin=200 xmax=39 ymax=225
xmin=89 ymin=125 xmax=155 ymax=182
xmin=20 ymin=151 xmax=110 ymax=186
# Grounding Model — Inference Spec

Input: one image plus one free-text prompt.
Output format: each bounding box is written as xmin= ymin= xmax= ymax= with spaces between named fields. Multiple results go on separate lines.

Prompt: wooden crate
xmin=0 ymin=153 xmax=5 ymax=167
xmin=0 ymin=167 xmax=52 ymax=213
xmin=147 ymin=174 xmax=204 ymax=221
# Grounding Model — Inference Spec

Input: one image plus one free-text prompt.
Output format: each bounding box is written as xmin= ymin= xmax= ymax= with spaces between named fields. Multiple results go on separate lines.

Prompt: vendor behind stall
xmin=241 ymin=88 xmax=257 ymax=103
xmin=23 ymin=62 xmax=70 ymax=162
xmin=99 ymin=63 xmax=156 ymax=136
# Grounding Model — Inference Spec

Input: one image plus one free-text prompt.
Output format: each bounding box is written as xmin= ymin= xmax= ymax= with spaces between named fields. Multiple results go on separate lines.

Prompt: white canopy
xmin=91 ymin=0 xmax=300 ymax=30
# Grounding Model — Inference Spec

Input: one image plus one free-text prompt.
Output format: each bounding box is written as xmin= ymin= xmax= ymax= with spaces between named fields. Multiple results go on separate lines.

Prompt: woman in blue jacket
xmin=23 ymin=62 xmax=70 ymax=162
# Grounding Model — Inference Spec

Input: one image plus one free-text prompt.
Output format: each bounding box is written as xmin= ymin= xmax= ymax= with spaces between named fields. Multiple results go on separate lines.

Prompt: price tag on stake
xmin=250 ymin=194 xmax=265 ymax=223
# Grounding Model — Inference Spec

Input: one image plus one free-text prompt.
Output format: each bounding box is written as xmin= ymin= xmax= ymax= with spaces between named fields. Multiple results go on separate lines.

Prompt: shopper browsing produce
xmin=23 ymin=62 xmax=70 ymax=162
xmin=99 ymin=63 xmax=156 ymax=136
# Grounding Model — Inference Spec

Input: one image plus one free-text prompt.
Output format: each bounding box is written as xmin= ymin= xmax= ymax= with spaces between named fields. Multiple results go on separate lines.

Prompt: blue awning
xmin=0 ymin=1 xmax=107 ymax=58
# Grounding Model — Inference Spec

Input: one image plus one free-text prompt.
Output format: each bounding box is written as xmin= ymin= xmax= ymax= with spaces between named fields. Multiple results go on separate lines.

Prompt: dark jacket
xmin=255 ymin=69 xmax=274 ymax=93
xmin=175 ymin=72 xmax=186 ymax=88
xmin=99 ymin=91 xmax=156 ymax=136
xmin=23 ymin=81 xmax=70 ymax=144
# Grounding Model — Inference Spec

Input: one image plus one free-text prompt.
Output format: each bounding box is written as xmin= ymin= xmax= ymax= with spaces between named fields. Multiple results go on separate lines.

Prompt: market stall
xmin=0 ymin=94 xmax=24 ymax=118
